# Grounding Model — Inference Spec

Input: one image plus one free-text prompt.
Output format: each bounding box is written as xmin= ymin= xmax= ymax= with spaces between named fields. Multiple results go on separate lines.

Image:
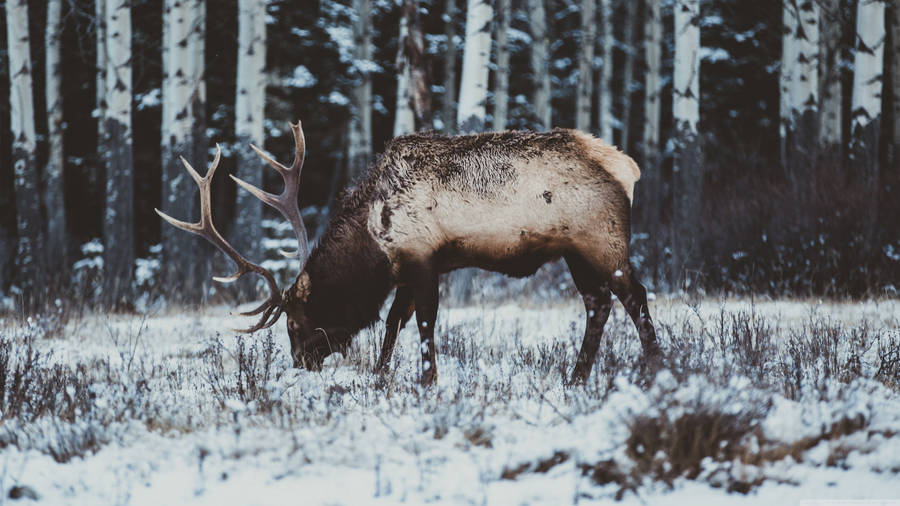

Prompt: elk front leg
xmin=408 ymin=262 xmax=439 ymax=386
xmin=376 ymin=286 xmax=415 ymax=373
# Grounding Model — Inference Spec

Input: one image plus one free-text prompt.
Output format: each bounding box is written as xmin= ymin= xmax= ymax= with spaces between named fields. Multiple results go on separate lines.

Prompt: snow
xmin=285 ymin=65 xmax=317 ymax=88
xmin=1 ymin=298 xmax=898 ymax=503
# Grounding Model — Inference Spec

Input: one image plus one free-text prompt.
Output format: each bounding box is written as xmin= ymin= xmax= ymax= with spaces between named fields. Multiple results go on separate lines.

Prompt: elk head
xmin=156 ymin=121 xmax=327 ymax=369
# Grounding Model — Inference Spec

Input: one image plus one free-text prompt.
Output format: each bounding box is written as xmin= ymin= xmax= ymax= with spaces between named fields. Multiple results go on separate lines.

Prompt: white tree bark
xmin=6 ymin=0 xmax=45 ymax=304
xmin=643 ymin=0 xmax=662 ymax=157
xmin=780 ymin=0 xmax=819 ymax=169
xmin=348 ymin=0 xmax=372 ymax=179
xmin=892 ymin=1 xmax=900 ymax=158
xmin=818 ymin=0 xmax=842 ymax=146
xmin=492 ymin=0 xmax=511 ymax=131
xmin=95 ymin=0 xmax=107 ymax=191
xmin=394 ymin=14 xmax=415 ymax=136
xmin=671 ymin=0 xmax=702 ymax=286
xmin=673 ymin=0 xmax=700 ymax=136
xmin=442 ymin=0 xmax=458 ymax=133
xmin=456 ymin=0 xmax=492 ymax=132
xmin=45 ymin=0 xmax=67 ymax=272
xmin=850 ymin=0 xmax=885 ymax=182
xmin=103 ymin=0 xmax=135 ymax=304
xmin=620 ymin=0 xmax=637 ymax=150
xmin=528 ymin=0 xmax=551 ymax=130
xmin=598 ymin=0 xmax=613 ymax=142
xmin=575 ymin=0 xmax=594 ymax=131
xmin=161 ymin=0 xmax=208 ymax=298
xmin=234 ymin=0 xmax=267 ymax=270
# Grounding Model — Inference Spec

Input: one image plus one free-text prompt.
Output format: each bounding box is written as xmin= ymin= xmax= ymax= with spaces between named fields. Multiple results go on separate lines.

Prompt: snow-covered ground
xmin=1 ymin=297 xmax=899 ymax=504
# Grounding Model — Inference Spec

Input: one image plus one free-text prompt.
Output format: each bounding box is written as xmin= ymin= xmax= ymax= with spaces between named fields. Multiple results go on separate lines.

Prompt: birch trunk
xmin=95 ymin=0 xmax=107 ymax=191
xmin=671 ymin=0 xmax=702 ymax=287
xmin=639 ymin=0 xmax=663 ymax=286
xmin=575 ymin=0 xmax=594 ymax=131
xmin=492 ymin=0 xmax=510 ymax=131
xmin=161 ymin=0 xmax=208 ymax=301
xmin=6 ymin=0 xmax=45 ymax=307
xmin=528 ymin=0 xmax=551 ymax=130
xmin=598 ymin=0 xmax=613 ymax=142
xmin=442 ymin=0 xmax=458 ymax=133
xmin=620 ymin=0 xmax=636 ymax=150
xmin=850 ymin=0 xmax=884 ymax=184
xmin=45 ymin=0 xmax=67 ymax=274
xmin=850 ymin=0 xmax=884 ymax=245
xmin=348 ymin=0 xmax=372 ymax=181
xmin=892 ymin=2 xmax=900 ymax=164
xmin=818 ymin=0 xmax=842 ymax=148
xmin=456 ymin=0 xmax=492 ymax=133
xmin=643 ymin=0 xmax=662 ymax=159
xmin=394 ymin=14 xmax=415 ymax=136
xmin=102 ymin=0 xmax=135 ymax=305
xmin=780 ymin=0 xmax=819 ymax=179
xmin=405 ymin=0 xmax=433 ymax=130
xmin=234 ymin=0 xmax=267 ymax=287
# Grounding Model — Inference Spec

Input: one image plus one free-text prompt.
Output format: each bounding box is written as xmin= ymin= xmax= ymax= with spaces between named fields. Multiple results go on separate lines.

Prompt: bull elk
xmin=157 ymin=121 xmax=661 ymax=385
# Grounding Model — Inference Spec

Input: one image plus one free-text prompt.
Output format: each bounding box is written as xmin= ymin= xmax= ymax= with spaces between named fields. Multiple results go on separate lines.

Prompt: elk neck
xmin=301 ymin=190 xmax=394 ymax=338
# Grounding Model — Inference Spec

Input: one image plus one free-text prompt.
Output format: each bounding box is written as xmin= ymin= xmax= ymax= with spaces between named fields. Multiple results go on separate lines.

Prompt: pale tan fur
xmin=571 ymin=130 xmax=641 ymax=203
xmin=366 ymin=130 xmax=635 ymax=279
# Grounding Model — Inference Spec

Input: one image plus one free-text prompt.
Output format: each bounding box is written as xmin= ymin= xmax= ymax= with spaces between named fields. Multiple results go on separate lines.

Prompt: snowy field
xmin=1 ymin=296 xmax=899 ymax=504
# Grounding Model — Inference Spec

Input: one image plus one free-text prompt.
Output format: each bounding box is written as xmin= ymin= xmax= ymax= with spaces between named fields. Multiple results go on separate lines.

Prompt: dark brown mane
xmin=303 ymin=183 xmax=393 ymax=344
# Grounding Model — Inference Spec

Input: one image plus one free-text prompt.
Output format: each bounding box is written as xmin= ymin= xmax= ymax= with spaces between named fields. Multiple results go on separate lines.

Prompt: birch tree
xmin=95 ymin=0 xmax=107 ymax=190
xmin=575 ymin=0 xmax=594 ymax=131
xmin=818 ymin=0 xmax=842 ymax=149
xmin=620 ymin=0 xmax=637 ymax=150
xmin=442 ymin=0 xmax=458 ymax=133
xmin=348 ymin=0 xmax=372 ymax=180
xmin=671 ymin=0 xmax=701 ymax=287
xmin=850 ymin=0 xmax=885 ymax=165
xmin=394 ymin=14 xmax=415 ymax=135
xmin=6 ymin=0 xmax=45 ymax=307
xmin=45 ymin=0 xmax=67 ymax=274
xmin=892 ymin=2 xmax=900 ymax=164
xmin=528 ymin=0 xmax=551 ymax=130
xmin=850 ymin=0 xmax=884 ymax=208
xmin=639 ymin=0 xmax=663 ymax=272
xmin=233 ymin=0 xmax=267 ymax=280
xmin=492 ymin=0 xmax=511 ymax=131
xmin=102 ymin=0 xmax=135 ymax=305
xmin=161 ymin=0 xmax=208 ymax=299
xmin=456 ymin=0 xmax=492 ymax=133
xmin=780 ymin=0 xmax=819 ymax=178
xmin=598 ymin=0 xmax=613 ymax=142
xmin=850 ymin=0 xmax=886 ymax=247
xmin=404 ymin=0 xmax=433 ymax=130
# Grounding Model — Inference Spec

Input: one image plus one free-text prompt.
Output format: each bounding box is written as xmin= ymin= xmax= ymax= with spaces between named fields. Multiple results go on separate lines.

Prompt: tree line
xmin=2 ymin=0 xmax=899 ymax=311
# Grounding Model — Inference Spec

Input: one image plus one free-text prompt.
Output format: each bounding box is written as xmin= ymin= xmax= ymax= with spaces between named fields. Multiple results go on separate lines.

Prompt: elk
xmin=157 ymin=121 xmax=661 ymax=385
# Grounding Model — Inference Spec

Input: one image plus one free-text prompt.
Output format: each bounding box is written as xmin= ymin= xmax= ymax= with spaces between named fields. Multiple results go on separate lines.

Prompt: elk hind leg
xmin=376 ymin=286 xmax=415 ymax=373
xmin=610 ymin=265 xmax=661 ymax=365
xmin=565 ymin=254 xmax=614 ymax=384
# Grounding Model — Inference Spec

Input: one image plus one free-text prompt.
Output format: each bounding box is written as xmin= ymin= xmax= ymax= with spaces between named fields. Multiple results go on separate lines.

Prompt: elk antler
xmin=155 ymin=145 xmax=285 ymax=333
xmin=233 ymin=121 xmax=310 ymax=263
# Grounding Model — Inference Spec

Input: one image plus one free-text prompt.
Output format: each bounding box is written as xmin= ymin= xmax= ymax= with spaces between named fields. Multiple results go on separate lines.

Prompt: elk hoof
xmin=420 ymin=369 xmax=437 ymax=387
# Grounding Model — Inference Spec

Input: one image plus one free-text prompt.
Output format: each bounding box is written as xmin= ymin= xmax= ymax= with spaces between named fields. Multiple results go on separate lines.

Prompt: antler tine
xmin=157 ymin=144 xmax=284 ymax=333
xmin=239 ymin=121 xmax=311 ymax=261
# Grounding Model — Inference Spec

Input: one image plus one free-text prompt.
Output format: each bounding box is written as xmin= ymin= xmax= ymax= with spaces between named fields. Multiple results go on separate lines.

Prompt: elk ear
xmin=294 ymin=272 xmax=311 ymax=303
